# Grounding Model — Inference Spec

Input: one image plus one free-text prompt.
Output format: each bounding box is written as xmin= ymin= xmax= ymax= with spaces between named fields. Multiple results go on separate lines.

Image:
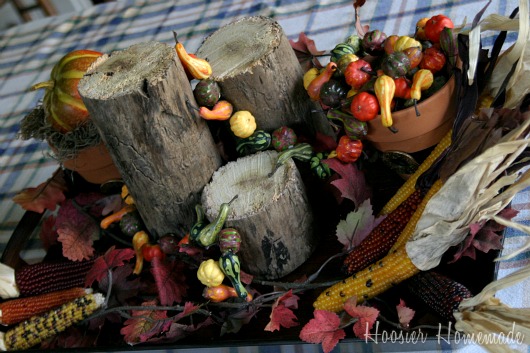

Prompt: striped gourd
xmin=0 ymin=293 xmax=104 ymax=351
xmin=379 ymin=129 xmax=452 ymax=215
xmin=0 ymin=287 xmax=89 ymax=325
xmin=330 ymin=43 xmax=357 ymax=62
xmin=406 ymin=271 xmax=472 ymax=322
xmin=314 ymin=246 xmax=420 ymax=313
xmin=14 ymin=259 xmax=94 ymax=298
xmin=343 ymin=189 xmax=422 ymax=275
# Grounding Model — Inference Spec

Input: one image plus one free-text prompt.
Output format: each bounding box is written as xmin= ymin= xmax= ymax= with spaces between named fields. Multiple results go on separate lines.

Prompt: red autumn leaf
xmin=289 ymin=32 xmax=326 ymax=70
xmin=57 ymin=221 xmax=96 ymax=261
xmin=98 ymin=264 xmax=141 ymax=304
xmin=240 ymin=269 xmax=254 ymax=285
xmin=12 ymin=171 xmax=67 ymax=213
xmin=312 ymin=132 xmax=338 ymax=153
xmin=150 ymin=257 xmax=188 ymax=305
xmin=396 ymin=299 xmax=415 ymax=328
xmin=343 ymin=297 xmax=379 ymax=340
xmin=299 ymin=310 xmax=346 ymax=353
xmin=221 ymin=305 xmax=261 ymax=335
xmin=353 ymin=0 xmax=369 ymax=37
xmin=120 ymin=299 xmax=172 ymax=345
xmin=149 ymin=317 xmax=215 ymax=344
xmin=323 ymin=158 xmax=371 ymax=205
xmin=265 ymin=290 xmax=300 ymax=332
xmin=85 ymin=246 xmax=135 ymax=287
xmin=336 ymin=199 xmax=385 ymax=251
xmin=39 ymin=214 xmax=58 ymax=250
xmin=449 ymin=208 xmax=516 ymax=263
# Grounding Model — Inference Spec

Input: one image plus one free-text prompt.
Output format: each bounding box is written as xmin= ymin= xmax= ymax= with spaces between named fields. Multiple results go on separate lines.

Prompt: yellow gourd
xmin=303 ymin=68 xmax=319 ymax=90
xmin=411 ymin=69 xmax=434 ymax=101
xmin=374 ymin=75 xmax=396 ymax=128
xmin=393 ymin=35 xmax=422 ymax=52
xmin=229 ymin=111 xmax=257 ymax=138
xmin=197 ymin=259 xmax=225 ymax=287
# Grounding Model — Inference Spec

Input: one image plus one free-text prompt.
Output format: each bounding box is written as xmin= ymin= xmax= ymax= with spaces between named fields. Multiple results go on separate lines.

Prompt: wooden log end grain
xmin=196 ymin=16 xmax=333 ymax=137
xmin=201 ymin=151 xmax=316 ymax=279
xmin=79 ymin=41 xmax=222 ymax=236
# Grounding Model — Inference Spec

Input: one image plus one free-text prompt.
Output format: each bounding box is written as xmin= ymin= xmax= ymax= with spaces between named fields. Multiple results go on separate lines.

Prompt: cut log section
xmin=196 ymin=16 xmax=333 ymax=137
xmin=78 ymin=41 xmax=222 ymax=237
xmin=201 ymin=150 xmax=316 ymax=279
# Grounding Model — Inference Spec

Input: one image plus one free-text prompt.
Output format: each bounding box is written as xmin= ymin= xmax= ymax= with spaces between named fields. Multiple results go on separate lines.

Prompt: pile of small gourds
xmin=303 ymin=14 xmax=458 ymax=159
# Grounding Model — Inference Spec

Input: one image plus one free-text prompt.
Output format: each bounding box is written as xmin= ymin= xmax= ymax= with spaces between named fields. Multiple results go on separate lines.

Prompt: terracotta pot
xmin=365 ymin=75 xmax=457 ymax=153
xmin=60 ymin=143 xmax=122 ymax=185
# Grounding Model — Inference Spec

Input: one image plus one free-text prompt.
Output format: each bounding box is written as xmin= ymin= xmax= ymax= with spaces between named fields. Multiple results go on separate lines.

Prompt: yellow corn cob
xmin=313 ymin=246 xmax=419 ymax=313
xmin=0 ymin=287 xmax=89 ymax=326
xmin=0 ymin=293 xmax=104 ymax=351
xmin=379 ymin=129 xmax=452 ymax=215
xmin=389 ymin=179 xmax=444 ymax=252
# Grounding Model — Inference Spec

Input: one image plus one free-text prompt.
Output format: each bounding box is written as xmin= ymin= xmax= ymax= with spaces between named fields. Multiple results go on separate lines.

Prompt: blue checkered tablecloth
xmin=0 ymin=1 xmax=528 ymax=352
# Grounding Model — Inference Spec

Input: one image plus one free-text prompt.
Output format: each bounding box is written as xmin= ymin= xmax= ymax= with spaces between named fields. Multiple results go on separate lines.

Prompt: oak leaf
xmin=12 ymin=171 xmax=67 ymax=213
xmin=289 ymin=32 xmax=326 ymax=70
xmin=299 ymin=310 xmax=345 ymax=353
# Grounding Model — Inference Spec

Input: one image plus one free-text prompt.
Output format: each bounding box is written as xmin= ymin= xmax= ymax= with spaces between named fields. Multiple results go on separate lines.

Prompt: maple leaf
xmin=57 ymin=221 xmax=97 ymax=261
xmin=98 ymin=264 xmax=141 ymax=304
xmin=343 ymin=297 xmax=379 ymax=340
xmin=312 ymin=132 xmax=338 ymax=153
xmin=323 ymin=158 xmax=371 ymax=205
xmin=150 ymin=257 xmax=188 ymax=305
xmin=240 ymin=269 xmax=253 ymax=285
xmin=149 ymin=317 xmax=215 ymax=344
xmin=299 ymin=310 xmax=346 ymax=353
xmin=85 ymin=246 xmax=135 ymax=287
xmin=336 ymin=199 xmax=385 ymax=251
xmin=265 ymin=290 xmax=300 ymax=332
xmin=396 ymin=299 xmax=415 ymax=328
xmin=12 ymin=170 xmax=67 ymax=213
xmin=449 ymin=208 xmax=516 ymax=263
xmin=289 ymin=32 xmax=326 ymax=70
xmin=221 ymin=306 xmax=260 ymax=335
xmin=120 ymin=299 xmax=172 ymax=345
xmin=39 ymin=214 xmax=58 ymax=250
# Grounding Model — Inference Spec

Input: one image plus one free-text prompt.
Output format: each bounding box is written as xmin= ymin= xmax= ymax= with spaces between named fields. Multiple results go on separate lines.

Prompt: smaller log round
xmin=196 ymin=16 xmax=332 ymax=137
xmin=201 ymin=150 xmax=316 ymax=279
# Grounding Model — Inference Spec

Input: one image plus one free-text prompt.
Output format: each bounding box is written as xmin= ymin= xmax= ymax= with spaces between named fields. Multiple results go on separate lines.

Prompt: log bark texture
xmin=201 ymin=151 xmax=316 ymax=279
xmin=196 ymin=16 xmax=333 ymax=137
xmin=78 ymin=41 xmax=222 ymax=236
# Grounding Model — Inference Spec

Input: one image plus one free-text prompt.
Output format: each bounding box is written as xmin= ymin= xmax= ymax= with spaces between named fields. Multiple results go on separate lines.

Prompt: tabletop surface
xmin=0 ymin=1 xmax=528 ymax=352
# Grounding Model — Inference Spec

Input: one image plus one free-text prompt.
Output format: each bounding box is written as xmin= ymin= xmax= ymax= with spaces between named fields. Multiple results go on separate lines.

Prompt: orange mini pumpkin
xmin=31 ymin=50 xmax=102 ymax=133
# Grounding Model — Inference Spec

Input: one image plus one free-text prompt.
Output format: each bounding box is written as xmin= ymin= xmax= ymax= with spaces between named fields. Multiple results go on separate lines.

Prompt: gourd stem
xmin=414 ymin=100 xmax=421 ymax=117
xmin=30 ymin=80 xmax=54 ymax=91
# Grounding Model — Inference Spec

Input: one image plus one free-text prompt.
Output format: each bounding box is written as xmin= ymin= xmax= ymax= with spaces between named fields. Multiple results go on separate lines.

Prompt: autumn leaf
xmin=85 ymin=246 xmax=135 ymax=287
xmin=120 ymin=299 xmax=172 ymax=345
xmin=289 ymin=32 xmax=326 ymax=70
xmin=396 ymin=299 xmax=415 ymax=328
xmin=57 ymin=221 xmax=97 ymax=261
xmin=12 ymin=170 xmax=67 ymax=213
xmin=343 ymin=297 xmax=379 ymax=340
xmin=265 ymin=290 xmax=300 ymax=332
xmin=39 ymin=214 xmax=58 ymax=250
xmin=449 ymin=208 xmax=516 ymax=263
xmin=221 ymin=305 xmax=260 ymax=335
xmin=98 ymin=264 xmax=141 ymax=304
xmin=323 ymin=158 xmax=371 ymax=206
xmin=312 ymin=131 xmax=338 ymax=153
xmin=149 ymin=316 xmax=215 ymax=344
xmin=299 ymin=310 xmax=346 ymax=353
xmin=336 ymin=199 xmax=385 ymax=251
xmin=150 ymin=257 xmax=188 ymax=305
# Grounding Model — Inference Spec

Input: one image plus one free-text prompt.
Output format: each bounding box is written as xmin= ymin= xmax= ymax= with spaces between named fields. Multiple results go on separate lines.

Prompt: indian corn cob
xmin=343 ymin=189 xmax=422 ymax=274
xmin=379 ymin=129 xmax=451 ymax=215
xmin=314 ymin=246 xmax=420 ymax=313
xmin=0 ymin=292 xmax=104 ymax=351
xmin=0 ymin=259 xmax=94 ymax=299
xmin=0 ymin=287 xmax=89 ymax=325
xmin=406 ymin=271 xmax=472 ymax=322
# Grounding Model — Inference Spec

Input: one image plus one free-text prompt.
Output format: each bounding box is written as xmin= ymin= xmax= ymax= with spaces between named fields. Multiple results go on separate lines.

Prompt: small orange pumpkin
xmin=31 ymin=50 xmax=103 ymax=133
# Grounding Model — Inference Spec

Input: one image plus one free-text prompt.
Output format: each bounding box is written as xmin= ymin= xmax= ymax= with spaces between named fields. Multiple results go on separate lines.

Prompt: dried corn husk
xmin=467 ymin=0 xmax=529 ymax=106
xmin=405 ymin=115 xmax=530 ymax=270
xmin=453 ymin=264 xmax=530 ymax=353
